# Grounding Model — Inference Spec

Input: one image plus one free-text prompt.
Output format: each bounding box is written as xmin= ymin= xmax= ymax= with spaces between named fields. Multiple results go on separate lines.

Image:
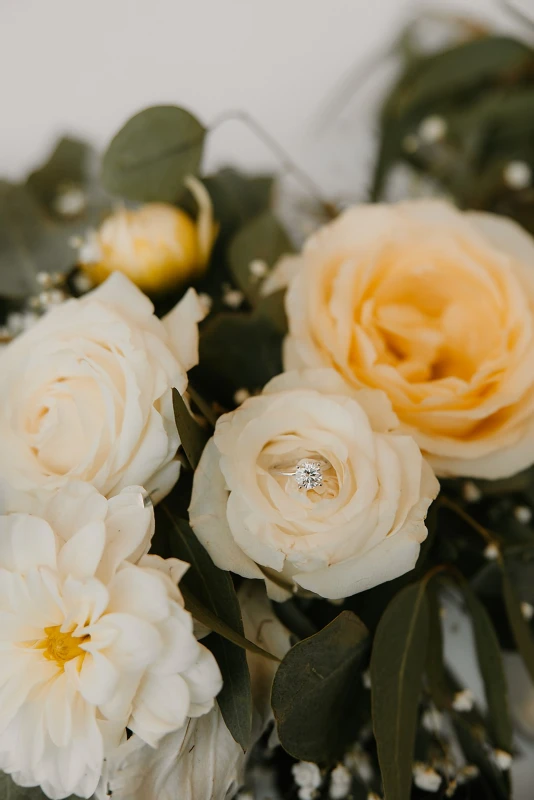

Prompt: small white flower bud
xmin=72 ymin=272 xmax=95 ymax=294
xmin=462 ymin=481 xmax=482 ymax=504
xmin=362 ymin=669 xmax=371 ymax=689
xmin=249 ymin=259 xmax=268 ymax=279
xmin=54 ymin=184 xmax=87 ymax=217
xmin=329 ymin=764 xmax=352 ymax=799
xmin=234 ymin=388 xmax=251 ymax=406
xmin=503 ymin=161 xmax=532 ymax=190
xmin=452 ymin=689 xmax=475 ymax=712
xmin=521 ymin=601 xmax=534 ymax=621
xmin=493 ymin=749 xmax=512 ymax=771
xmin=292 ymin=761 xmax=322 ymax=791
xmin=484 ymin=543 xmax=499 ymax=561
xmin=514 ymin=505 xmax=532 ymax=525
xmin=418 ymin=115 xmax=447 ymax=143
xmin=413 ymin=763 xmax=442 ymax=792
xmin=223 ymin=288 xmax=245 ymax=309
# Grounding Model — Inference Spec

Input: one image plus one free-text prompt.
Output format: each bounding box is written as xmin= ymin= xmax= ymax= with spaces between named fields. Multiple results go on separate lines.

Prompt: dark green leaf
xmin=156 ymin=504 xmax=252 ymax=749
xmin=196 ymin=311 xmax=283 ymax=405
xmin=203 ymin=168 xmax=274 ymax=238
xmin=26 ymin=137 xmax=90 ymax=213
xmin=502 ymin=567 xmax=534 ymax=684
xmin=0 ymin=182 xmax=77 ymax=298
xmin=371 ymin=581 xmax=429 ymax=800
xmin=272 ymin=610 xmax=369 ymax=764
xmin=180 ymin=585 xmax=279 ymax=662
xmin=228 ymin=211 xmax=292 ymax=305
xmin=101 ymin=105 xmax=205 ymax=202
xmin=391 ymin=37 xmax=533 ymax=119
xmin=172 ymin=388 xmax=209 ymax=470
xmin=452 ymin=716 xmax=510 ymax=800
xmin=461 ymin=580 xmax=512 ymax=751
xmin=425 ymin=580 xmax=450 ymax=710
xmin=255 ymin=288 xmax=288 ymax=335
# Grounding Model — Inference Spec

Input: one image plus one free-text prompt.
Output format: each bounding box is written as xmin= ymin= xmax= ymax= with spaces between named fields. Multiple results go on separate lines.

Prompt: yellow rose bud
xmin=80 ymin=177 xmax=217 ymax=294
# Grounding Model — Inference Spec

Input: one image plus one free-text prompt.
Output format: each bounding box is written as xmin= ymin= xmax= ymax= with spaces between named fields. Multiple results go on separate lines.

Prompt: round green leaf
xmin=272 ymin=611 xmax=369 ymax=764
xmin=101 ymin=105 xmax=206 ymax=202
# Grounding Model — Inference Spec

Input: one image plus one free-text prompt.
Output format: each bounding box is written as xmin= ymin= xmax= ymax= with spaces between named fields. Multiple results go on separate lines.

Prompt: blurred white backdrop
xmin=0 ymin=0 xmax=529 ymax=199
xmin=1 ymin=0 xmax=534 ymax=796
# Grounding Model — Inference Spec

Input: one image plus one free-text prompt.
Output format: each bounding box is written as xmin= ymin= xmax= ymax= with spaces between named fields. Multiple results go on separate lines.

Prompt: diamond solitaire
xmin=294 ymin=459 xmax=324 ymax=490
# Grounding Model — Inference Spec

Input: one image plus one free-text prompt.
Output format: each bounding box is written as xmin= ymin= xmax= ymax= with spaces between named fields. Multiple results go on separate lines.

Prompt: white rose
xmin=0 ymin=272 xmax=204 ymax=511
xmin=189 ymin=369 xmax=439 ymax=601
xmin=97 ymin=582 xmax=291 ymax=800
xmin=0 ymin=482 xmax=222 ymax=800
xmin=263 ymin=201 xmax=534 ymax=479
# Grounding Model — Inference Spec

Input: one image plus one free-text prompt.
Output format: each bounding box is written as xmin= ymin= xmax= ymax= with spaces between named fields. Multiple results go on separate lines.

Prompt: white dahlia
xmin=0 ymin=482 xmax=222 ymax=799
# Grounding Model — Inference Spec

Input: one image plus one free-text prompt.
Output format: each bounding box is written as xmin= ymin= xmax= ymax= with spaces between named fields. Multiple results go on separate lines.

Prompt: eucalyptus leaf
xmin=502 ymin=568 xmax=534 ymax=684
xmin=0 ymin=182 xmax=78 ymax=298
xmin=272 ymin=610 xmax=369 ymax=764
xmin=101 ymin=105 xmax=205 ymax=202
xmin=180 ymin=585 xmax=279 ymax=662
xmin=425 ymin=580 xmax=450 ymax=711
xmin=155 ymin=503 xmax=252 ymax=749
xmin=390 ymin=36 xmax=533 ymax=119
xmin=203 ymin=168 xmax=274 ymax=238
xmin=172 ymin=388 xmax=209 ymax=470
xmin=26 ymin=137 xmax=90 ymax=213
xmin=195 ymin=311 xmax=283 ymax=406
xmin=228 ymin=211 xmax=292 ymax=305
xmin=371 ymin=581 xmax=429 ymax=800
xmin=461 ymin=580 xmax=512 ymax=751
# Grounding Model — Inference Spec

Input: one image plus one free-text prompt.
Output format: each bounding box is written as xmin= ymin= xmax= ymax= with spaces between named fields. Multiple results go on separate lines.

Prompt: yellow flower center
xmin=36 ymin=625 xmax=89 ymax=669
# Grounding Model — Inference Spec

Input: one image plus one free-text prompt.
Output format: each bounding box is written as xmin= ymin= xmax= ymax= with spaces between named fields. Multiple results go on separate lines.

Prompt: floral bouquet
xmin=1 ymin=14 xmax=534 ymax=800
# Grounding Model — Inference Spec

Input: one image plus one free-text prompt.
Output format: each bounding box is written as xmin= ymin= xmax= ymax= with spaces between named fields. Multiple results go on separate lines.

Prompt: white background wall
xmin=1 ymin=0 xmax=534 ymax=796
xmin=0 ymin=0 xmax=530 ymax=199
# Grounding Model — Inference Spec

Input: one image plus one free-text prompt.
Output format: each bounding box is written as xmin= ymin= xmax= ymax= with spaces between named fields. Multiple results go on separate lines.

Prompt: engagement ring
xmin=274 ymin=458 xmax=330 ymax=491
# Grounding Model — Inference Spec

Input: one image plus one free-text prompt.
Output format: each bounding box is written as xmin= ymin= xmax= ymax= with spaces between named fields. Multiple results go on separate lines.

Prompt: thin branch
xmin=208 ymin=109 xmax=337 ymax=219
xmin=438 ymin=495 xmax=500 ymax=550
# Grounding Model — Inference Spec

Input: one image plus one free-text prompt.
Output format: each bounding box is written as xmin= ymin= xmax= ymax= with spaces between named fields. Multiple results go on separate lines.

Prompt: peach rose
xmin=189 ymin=369 xmax=438 ymax=601
xmin=263 ymin=201 xmax=534 ymax=478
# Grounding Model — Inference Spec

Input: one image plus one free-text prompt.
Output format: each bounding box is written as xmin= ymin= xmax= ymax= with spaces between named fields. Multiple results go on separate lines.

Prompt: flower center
xmin=36 ymin=626 xmax=89 ymax=669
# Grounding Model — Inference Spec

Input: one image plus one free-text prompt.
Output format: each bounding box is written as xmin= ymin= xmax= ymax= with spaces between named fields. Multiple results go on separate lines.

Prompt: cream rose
xmin=0 ymin=272 xmax=204 ymax=511
xmin=189 ymin=369 xmax=438 ymax=600
xmin=264 ymin=201 xmax=534 ymax=479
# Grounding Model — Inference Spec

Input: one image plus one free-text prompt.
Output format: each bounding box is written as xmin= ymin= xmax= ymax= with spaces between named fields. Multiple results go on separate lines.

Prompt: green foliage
xmin=203 ymin=168 xmax=274 ymax=241
xmin=101 ymin=105 xmax=205 ymax=202
xmin=26 ymin=137 xmax=89 ymax=213
xmin=425 ymin=580 xmax=450 ymax=710
xmin=195 ymin=311 xmax=284 ymax=406
xmin=371 ymin=581 xmax=429 ymax=800
xmin=272 ymin=611 xmax=369 ymax=764
xmin=156 ymin=502 xmax=252 ymax=750
xmin=372 ymin=32 xmax=534 ymax=232
xmin=502 ymin=567 xmax=534 ymax=683
xmin=460 ymin=578 xmax=512 ymax=751
xmin=228 ymin=211 xmax=292 ymax=305
xmin=0 ymin=137 xmax=109 ymax=300
xmin=172 ymin=388 xmax=210 ymax=470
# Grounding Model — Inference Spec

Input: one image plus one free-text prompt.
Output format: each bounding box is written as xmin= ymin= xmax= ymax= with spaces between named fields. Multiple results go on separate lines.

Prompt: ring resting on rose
xmin=273 ymin=458 xmax=331 ymax=491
